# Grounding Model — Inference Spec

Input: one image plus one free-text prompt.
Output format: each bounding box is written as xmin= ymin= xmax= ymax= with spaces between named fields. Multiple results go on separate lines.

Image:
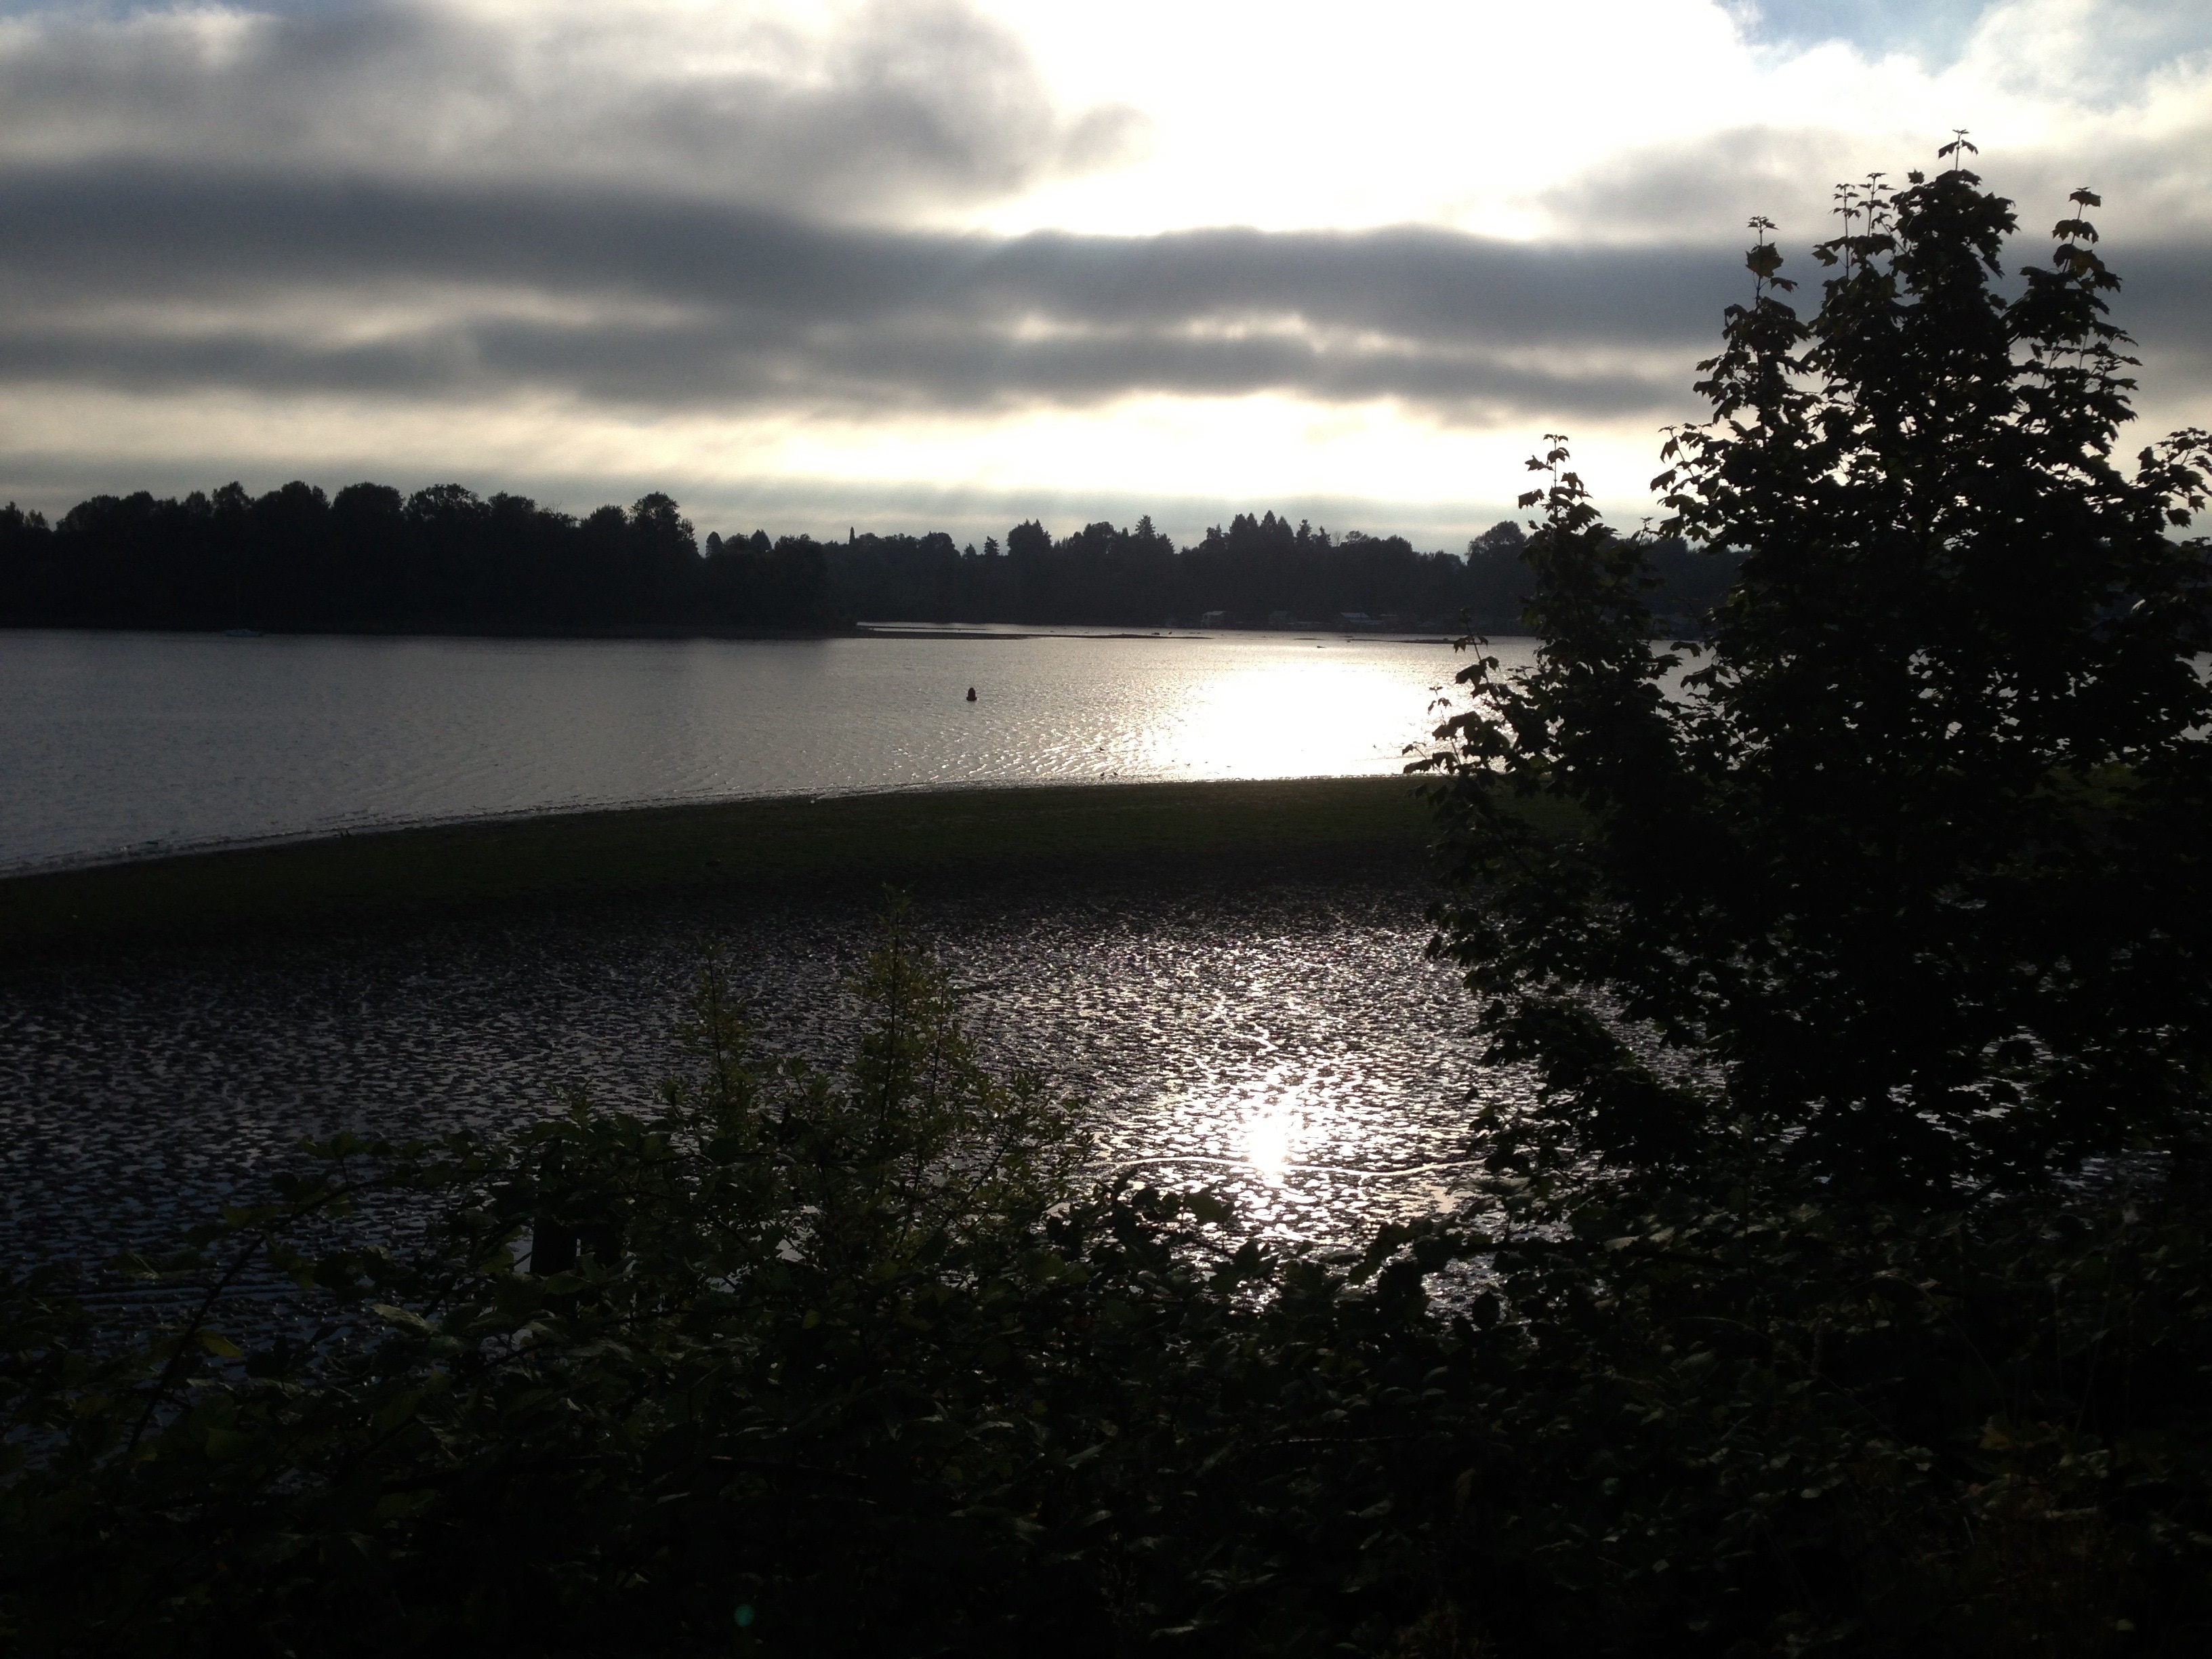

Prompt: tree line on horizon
xmin=0 ymin=480 xmax=1741 ymax=636
xmin=825 ymin=512 xmax=1732 ymax=631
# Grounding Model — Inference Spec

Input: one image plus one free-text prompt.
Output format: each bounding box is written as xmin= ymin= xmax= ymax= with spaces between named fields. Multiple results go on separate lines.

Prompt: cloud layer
xmin=5 ymin=162 xmax=2203 ymax=424
xmin=0 ymin=0 xmax=2206 ymax=527
xmin=0 ymin=165 xmax=1747 ymax=419
xmin=0 ymin=0 xmax=1146 ymax=218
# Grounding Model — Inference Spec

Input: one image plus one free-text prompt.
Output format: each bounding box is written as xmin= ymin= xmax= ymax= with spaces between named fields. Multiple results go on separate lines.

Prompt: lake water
xmin=0 ymin=626 xmax=1528 ymax=874
xmin=1 ymin=876 xmax=1521 ymax=1298
xmin=1 ymin=625 xmax=1533 ymax=1291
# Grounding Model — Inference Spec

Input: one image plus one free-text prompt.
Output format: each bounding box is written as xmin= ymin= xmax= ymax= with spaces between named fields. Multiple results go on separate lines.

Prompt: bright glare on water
xmin=0 ymin=627 xmax=1546 ymax=1279
xmin=0 ymin=626 xmax=1535 ymax=871
xmin=0 ymin=879 xmax=1527 ymax=1288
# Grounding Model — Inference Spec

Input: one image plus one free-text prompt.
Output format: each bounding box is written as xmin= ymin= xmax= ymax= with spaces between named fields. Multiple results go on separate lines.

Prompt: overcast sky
xmin=1 ymin=0 xmax=2207 ymax=546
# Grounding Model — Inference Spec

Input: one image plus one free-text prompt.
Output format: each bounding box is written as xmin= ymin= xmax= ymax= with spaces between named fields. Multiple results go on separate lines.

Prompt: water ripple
xmin=0 ymin=876 xmax=1527 ymax=1291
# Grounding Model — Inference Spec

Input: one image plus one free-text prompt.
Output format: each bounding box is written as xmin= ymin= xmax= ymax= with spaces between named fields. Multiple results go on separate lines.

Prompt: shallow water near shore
xmin=0 ymin=872 xmax=1515 ymax=1297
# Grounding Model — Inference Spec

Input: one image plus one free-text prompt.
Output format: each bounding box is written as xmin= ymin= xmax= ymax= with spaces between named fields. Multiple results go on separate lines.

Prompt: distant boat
xmin=223 ymin=628 xmax=262 ymax=638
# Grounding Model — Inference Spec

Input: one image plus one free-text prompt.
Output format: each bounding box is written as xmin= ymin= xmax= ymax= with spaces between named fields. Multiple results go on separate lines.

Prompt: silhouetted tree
xmin=1422 ymin=150 xmax=2212 ymax=1192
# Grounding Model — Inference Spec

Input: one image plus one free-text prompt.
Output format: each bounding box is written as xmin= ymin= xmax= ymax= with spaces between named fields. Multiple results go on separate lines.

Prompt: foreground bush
xmin=0 ymin=920 xmax=1452 ymax=1656
xmin=4 ymin=914 xmax=2211 ymax=1656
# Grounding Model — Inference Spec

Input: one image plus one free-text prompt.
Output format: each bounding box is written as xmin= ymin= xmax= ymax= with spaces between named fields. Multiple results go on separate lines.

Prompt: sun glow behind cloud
xmin=0 ymin=0 xmax=2205 ymax=535
xmin=971 ymin=0 xmax=2212 ymax=239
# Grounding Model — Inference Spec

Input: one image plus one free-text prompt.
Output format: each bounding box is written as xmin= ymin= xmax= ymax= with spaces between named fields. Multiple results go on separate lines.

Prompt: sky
xmin=0 ymin=0 xmax=2207 ymax=548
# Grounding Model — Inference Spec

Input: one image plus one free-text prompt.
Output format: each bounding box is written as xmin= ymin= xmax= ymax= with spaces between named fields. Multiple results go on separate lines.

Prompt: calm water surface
xmin=0 ymin=627 xmax=1530 ymax=872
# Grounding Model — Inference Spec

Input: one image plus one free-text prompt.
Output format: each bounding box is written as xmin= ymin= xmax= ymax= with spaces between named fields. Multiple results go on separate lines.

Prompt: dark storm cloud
xmin=0 ymin=0 xmax=1715 ymax=420
xmin=0 ymin=164 xmax=2203 ymax=423
xmin=0 ymin=166 xmax=1742 ymax=418
xmin=0 ymin=0 xmax=1145 ymax=219
xmin=1532 ymin=124 xmax=2212 ymax=405
xmin=0 ymin=3 xmax=2204 ymax=428
xmin=0 ymin=165 xmax=1715 ymax=340
xmin=1542 ymin=119 xmax=2212 ymax=261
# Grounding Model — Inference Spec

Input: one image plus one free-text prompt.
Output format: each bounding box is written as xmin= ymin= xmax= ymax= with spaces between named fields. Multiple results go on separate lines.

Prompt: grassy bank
xmin=0 ymin=775 xmax=1434 ymax=960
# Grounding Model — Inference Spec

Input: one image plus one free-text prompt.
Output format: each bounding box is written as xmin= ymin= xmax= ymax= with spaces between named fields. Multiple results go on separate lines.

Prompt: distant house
xmin=1336 ymin=611 xmax=1382 ymax=630
xmin=1200 ymin=609 xmax=1229 ymax=626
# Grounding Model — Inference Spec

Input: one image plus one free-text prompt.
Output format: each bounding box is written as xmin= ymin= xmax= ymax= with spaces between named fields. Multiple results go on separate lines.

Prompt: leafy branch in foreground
xmin=7 ymin=910 xmax=2212 ymax=1656
xmin=1418 ymin=155 xmax=2212 ymax=1193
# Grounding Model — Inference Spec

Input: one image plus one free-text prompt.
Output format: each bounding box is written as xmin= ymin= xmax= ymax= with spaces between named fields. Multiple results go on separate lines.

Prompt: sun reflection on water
xmin=1139 ymin=649 xmax=1439 ymax=779
xmin=1242 ymin=1097 xmax=1305 ymax=1186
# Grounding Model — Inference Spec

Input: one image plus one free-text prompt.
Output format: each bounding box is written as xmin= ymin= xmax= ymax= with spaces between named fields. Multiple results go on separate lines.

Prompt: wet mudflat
xmin=0 ymin=871 xmax=1521 ymax=1297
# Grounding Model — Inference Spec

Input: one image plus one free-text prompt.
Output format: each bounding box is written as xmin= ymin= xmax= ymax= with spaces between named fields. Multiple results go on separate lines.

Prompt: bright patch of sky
xmin=1729 ymin=0 xmax=1995 ymax=62
xmin=0 ymin=0 xmax=2205 ymax=541
xmin=977 ymin=0 xmax=2212 ymax=241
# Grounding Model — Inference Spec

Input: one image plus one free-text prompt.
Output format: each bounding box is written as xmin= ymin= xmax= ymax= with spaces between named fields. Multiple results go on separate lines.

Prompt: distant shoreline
xmin=0 ymin=775 xmax=1438 ymax=964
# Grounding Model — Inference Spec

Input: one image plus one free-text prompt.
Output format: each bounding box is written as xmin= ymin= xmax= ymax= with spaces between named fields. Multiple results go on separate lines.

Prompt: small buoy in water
xmin=966 ymin=686 xmax=977 ymax=701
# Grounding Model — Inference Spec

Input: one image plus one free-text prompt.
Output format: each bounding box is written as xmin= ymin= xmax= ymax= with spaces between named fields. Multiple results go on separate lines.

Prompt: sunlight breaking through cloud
xmin=0 ymin=0 xmax=2206 ymax=530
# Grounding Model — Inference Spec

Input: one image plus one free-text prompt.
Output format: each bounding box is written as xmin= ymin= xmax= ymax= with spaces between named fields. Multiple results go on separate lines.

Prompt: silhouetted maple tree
xmin=1423 ymin=143 xmax=2212 ymax=1192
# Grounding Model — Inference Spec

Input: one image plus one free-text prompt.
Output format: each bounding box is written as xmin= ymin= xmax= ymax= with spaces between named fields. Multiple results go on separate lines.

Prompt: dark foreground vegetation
xmin=5 ymin=923 xmax=2209 ymax=1656
xmin=5 ymin=152 xmax=2211 ymax=1656
xmin=0 ymin=486 xmax=1740 ymax=638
